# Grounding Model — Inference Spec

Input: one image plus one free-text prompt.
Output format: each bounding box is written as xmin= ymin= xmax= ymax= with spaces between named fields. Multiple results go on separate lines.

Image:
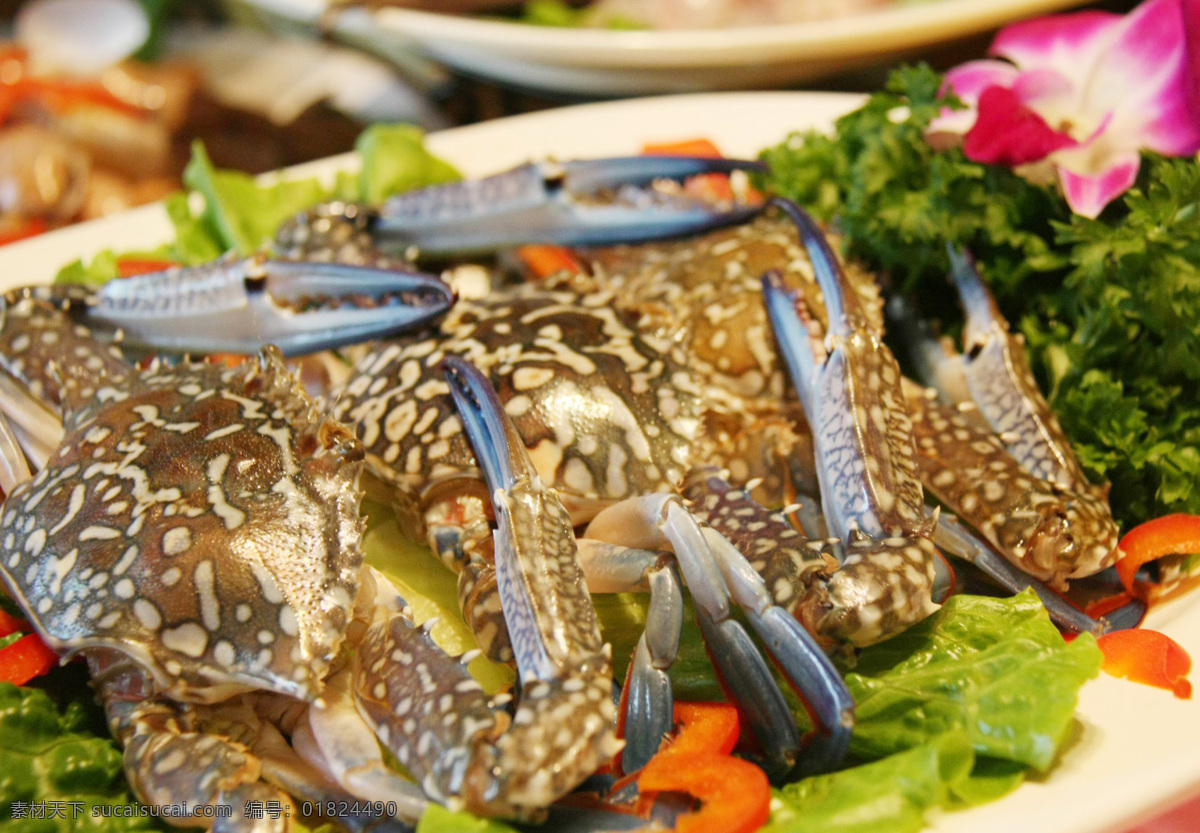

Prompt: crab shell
xmin=573 ymin=214 xmax=886 ymax=402
xmin=0 ymin=300 xmax=365 ymax=705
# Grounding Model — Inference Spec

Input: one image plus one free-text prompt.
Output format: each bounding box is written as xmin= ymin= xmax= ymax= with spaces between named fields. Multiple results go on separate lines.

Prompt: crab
xmin=270 ymin=189 xmax=989 ymax=777
xmin=887 ymin=247 xmax=1124 ymax=618
xmin=0 ymin=286 xmax=626 ymax=829
xmin=558 ymin=202 xmax=1129 ymax=635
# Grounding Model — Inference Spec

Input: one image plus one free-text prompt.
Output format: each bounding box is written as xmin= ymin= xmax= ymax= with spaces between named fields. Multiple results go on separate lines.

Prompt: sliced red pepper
xmin=636 ymin=702 xmax=770 ymax=833
xmin=0 ymin=633 xmax=59 ymax=685
xmin=1114 ymin=514 xmax=1200 ymax=605
xmin=1 ymin=77 xmax=142 ymax=121
xmin=1097 ymin=629 xmax=1192 ymax=699
xmin=117 ymin=258 xmax=181 ymax=278
xmin=639 ymin=752 xmax=770 ymax=833
xmin=515 ymin=245 xmax=585 ymax=281
xmin=663 ymin=701 xmax=741 ymax=757
xmin=0 ymin=218 xmax=47 ymax=247
xmin=642 ymin=139 xmax=725 ymax=158
xmin=0 ymin=608 xmax=27 ymax=638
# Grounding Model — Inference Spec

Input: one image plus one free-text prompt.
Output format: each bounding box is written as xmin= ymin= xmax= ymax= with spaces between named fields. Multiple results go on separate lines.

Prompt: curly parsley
xmin=760 ymin=65 xmax=1199 ymax=527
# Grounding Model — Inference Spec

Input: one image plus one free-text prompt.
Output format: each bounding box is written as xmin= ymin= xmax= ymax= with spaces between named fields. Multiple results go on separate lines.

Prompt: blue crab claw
xmin=761 ymin=201 xmax=946 ymax=647
xmin=371 ymin=156 xmax=767 ymax=256
xmin=440 ymin=356 xmax=621 ymax=814
xmin=80 ymin=254 xmax=455 ymax=356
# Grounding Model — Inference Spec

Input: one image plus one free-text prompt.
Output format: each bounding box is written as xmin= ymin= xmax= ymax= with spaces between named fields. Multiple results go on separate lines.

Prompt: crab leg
xmin=584 ymin=481 xmax=860 ymax=777
xmin=88 ymin=650 xmax=415 ymax=833
xmin=0 ymin=409 xmax=30 ymax=499
xmin=575 ymin=541 xmax=683 ymax=774
xmin=368 ymin=156 xmax=766 ymax=256
xmin=360 ymin=355 xmax=620 ymax=819
xmin=945 ymin=247 xmax=1090 ymax=492
xmin=762 ymin=201 xmax=943 ymax=645
xmin=887 ymin=262 xmax=1119 ymax=589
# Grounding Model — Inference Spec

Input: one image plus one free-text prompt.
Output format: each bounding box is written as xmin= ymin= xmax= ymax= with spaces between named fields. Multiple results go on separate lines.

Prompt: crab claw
xmin=439 ymin=355 xmax=621 ymax=816
xmin=369 ymin=156 xmax=767 ymax=256
xmin=81 ymin=254 xmax=455 ymax=356
xmin=761 ymin=200 xmax=944 ymax=646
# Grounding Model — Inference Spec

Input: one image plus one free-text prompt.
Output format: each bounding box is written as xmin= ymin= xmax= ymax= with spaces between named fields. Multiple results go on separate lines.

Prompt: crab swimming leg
xmin=583 ymin=470 xmax=855 ymax=778
xmin=762 ymin=201 xmax=945 ymax=646
xmin=350 ymin=356 xmax=621 ymax=820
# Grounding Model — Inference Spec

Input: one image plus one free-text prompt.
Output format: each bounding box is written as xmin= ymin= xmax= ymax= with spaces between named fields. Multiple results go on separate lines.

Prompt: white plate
xmin=238 ymin=0 xmax=1090 ymax=95
xmin=0 ymin=92 xmax=1196 ymax=833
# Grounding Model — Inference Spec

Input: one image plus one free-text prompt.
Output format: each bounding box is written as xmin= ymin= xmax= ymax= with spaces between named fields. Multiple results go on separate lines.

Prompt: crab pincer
xmin=285 ymin=156 xmax=766 ymax=259
xmin=56 ymin=253 xmax=455 ymax=357
xmin=885 ymin=249 xmax=1129 ymax=632
xmin=435 ymin=356 xmax=622 ymax=817
xmin=762 ymin=200 xmax=947 ymax=646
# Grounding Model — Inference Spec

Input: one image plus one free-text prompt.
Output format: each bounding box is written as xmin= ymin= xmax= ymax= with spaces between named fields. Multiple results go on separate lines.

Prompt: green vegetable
xmin=759 ymin=64 xmax=1067 ymax=304
xmin=847 ymin=591 xmax=1100 ymax=771
xmin=56 ymin=123 xmax=461 ymax=282
xmin=518 ymin=0 xmax=647 ymax=29
xmin=416 ymin=804 xmax=520 ymax=833
xmin=357 ymin=125 xmax=461 ymax=206
xmin=183 ymin=142 xmax=332 ymax=257
xmin=361 ymin=502 xmax=513 ymax=695
xmin=762 ymin=733 xmax=974 ymax=833
xmin=0 ymin=681 xmax=164 ymax=831
xmin=759 ymin=65 xmax=1200 ymax=527
xmin=1024 ymin=156 xmax=1200 ymax=525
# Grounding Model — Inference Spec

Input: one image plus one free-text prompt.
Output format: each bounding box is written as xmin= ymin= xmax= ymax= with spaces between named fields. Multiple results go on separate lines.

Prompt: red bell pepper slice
xmin=0 ymin=632 xmax=60 ymax=685
xmin=117 ymin=258 xmax=180 ymax=278
xmin=0 ymin=607 xmax=58 ymax=685
xmin=1114 ymin=514 xmax=1200 ymax=606
xmin=642 ymin=138 xmax=737 ymax=203
xmin=1097 ymin=629 xmax=1192 ymax=699
xmin=636 ymin=702 xmax=771 ymax=833
xmin=642 ymin=139 xmax=725 ymax=158
xmin=515 ymin=245 xmax=585 ymax=280
xmin=0 ymin=218 xmax=47 ymax=247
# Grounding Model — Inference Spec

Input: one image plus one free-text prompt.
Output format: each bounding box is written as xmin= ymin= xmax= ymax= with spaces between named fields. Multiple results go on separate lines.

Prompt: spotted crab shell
xmin=0 ymin=330 xmax=365 ymax=704
xmin=574 ymin=214 xmax=886 ymax=401
xmin=333 ymin=284 xmax=703 ymax=523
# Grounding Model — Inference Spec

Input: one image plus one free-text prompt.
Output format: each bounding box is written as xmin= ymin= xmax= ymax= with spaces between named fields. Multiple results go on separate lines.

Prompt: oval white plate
xmin=0 ymin=92 xmax=1196 ymax=833
xmin=239 ymin=0 xmax=1089 ymax=95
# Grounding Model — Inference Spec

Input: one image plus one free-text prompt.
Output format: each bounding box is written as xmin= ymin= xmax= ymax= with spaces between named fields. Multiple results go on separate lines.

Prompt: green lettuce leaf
xmin=416 ymin=804 xmax=520 ymax=833
xmin=0 ymin=681 xmax=164 ymax=831
xmin=357 ymin=124 xmax=461 ymax=206
xmin=762 ymin=732 xmax=974 ymax=833
xmin=846 ymin=590 xmax=1101 ymax=771
xmin=56 ymin=124 xmax=461 ymax=282
xmin=183 ymin=142 xmax=330 ymax=256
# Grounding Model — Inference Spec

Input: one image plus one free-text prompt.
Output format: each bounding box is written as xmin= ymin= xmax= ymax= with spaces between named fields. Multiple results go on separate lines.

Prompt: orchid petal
xmin=1080 ymin=0 xmax=1200 ymax=156
xmin=930 ymin=60 xmax=1020 ymax=134
xmin=1185 ymin=0 xmax=1200 ymax=116
xmin=942 ymin=60 xmax=1021 ymax=106
xmin=964 ymin=85 xmax=1078 ymax=166
xmin=1057 ymin=153 xmax=1140 ymax=218
xmin=991 ymin=10 xmax=1122 ymax=82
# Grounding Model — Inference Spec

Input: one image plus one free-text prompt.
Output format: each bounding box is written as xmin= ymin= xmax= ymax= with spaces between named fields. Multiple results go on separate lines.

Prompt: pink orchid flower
xmin=932 ymin=0 xmax=1200 ymax=218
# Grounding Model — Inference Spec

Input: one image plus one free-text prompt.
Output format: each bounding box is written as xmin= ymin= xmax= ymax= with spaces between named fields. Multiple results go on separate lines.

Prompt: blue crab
xmin=0 ymin=281 xmax=627 ymax=828
xmin=567 ymin=203 xmax=1129 ymax=635
xmin=283 ymin=197 xmax=968 ymax=776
